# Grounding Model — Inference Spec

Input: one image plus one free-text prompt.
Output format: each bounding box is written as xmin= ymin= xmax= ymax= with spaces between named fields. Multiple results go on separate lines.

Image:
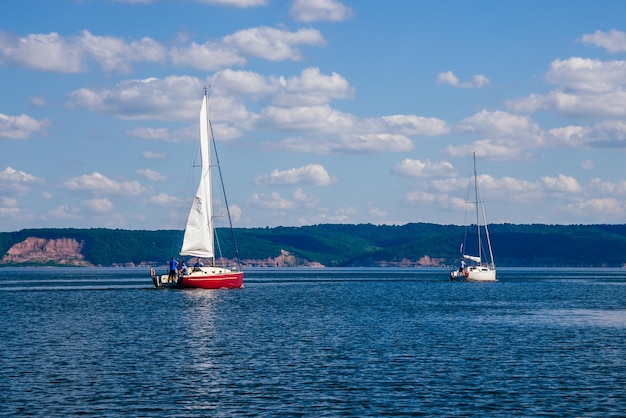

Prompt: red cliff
xmin=1 ymin=237 xmax=91 ymax=266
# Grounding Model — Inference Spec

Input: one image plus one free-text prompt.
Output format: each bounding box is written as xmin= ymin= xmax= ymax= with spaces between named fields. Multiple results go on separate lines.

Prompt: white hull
xmin=450 ymin=266 xmax=497 ymax=282
xmin=466 ymin=266 xmax=496 ymax=282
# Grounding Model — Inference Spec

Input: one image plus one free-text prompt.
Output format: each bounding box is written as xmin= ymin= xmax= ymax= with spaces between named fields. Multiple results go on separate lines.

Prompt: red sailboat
xmin=151 ymin=88 xmax=243 ymax=289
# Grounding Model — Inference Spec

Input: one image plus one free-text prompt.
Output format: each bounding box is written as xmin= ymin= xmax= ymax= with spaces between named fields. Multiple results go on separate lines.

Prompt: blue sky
xmin=2 ymin=0 xmax=626 ymax=231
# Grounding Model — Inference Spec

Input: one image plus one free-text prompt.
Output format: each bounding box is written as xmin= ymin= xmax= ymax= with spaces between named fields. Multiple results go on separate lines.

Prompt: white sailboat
xmin=450 ymin=152 xmax=497 ymax=282
xmin=151 ymin=88 xmax=244 ymax=289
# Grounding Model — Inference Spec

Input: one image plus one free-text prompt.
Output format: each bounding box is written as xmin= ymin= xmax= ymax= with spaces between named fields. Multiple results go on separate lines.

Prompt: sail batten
xmin=180 ymin=94 xmax=214 ymax=258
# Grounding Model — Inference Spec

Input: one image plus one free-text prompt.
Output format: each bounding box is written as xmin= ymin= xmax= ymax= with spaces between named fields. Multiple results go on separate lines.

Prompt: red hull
xmin=178 ymin=271 xmax=244 ymax=289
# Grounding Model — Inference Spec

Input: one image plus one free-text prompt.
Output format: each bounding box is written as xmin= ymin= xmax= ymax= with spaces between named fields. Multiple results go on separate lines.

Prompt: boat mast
xmin=203 ymin=86 xmax=215 ymax=266
xmin=473 ymin=152 xmax=482 ymax=263
xmin=473 ymin=151 xmax=495 ymax=268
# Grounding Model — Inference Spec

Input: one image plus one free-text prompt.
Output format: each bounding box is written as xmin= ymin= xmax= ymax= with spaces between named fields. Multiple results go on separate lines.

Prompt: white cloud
xmin=85 ymin=198 xmax=114 ymax=213
xmin=210 ymin=67 xmax=354 ymax=109
xmin=0 ymin=113 xmax=50 ymax=139
xmin=0 ymin=24 xmax=325 ymax=74
xmin=0 ymin=30 xmax=166 ymax=73
xmin=170 ymin=42 xmax=245 ymax=70
xmin=64 ymin=172 xmax=144 ymax=195
xmin=47 ymin=205 xmax=80 ymax=220
xmin=30 ymin=95 xmax=47 ymax=106
xmin=548 ymin=125 xmax=590 ymax=148
xmin=263 ymin=106 xmax=446 ymax=154
xmin=128 ymin=127 xmax=170 ymax=141
xmin=68 ymin=76 xmax=203 ymax=120
xmin=508 ymin=57 xmax=626 ymax=119
xmin=0 ymin=167 xmax=44 ymax=194
xmin=547 ymin=121 xmax=626 ymax=149
xmin=0 ymin=207 xmax=21 ymax=217
xmin=260 ymin=104 xmax=355 ymax=131
xmin=458 ymin=110 xmax=541 ymax=139
xmin=292 ymin=188 xmax=319 ymax=208
xmin=565 ymin=198 xmax=625 ymax=221
xmin=310 ymin=206 xmax=355 ymax=223
xmin=143 ymin=151 xmax=167 ymax=159
xmin=255 ymin=164 xmax=337 ymax=186
xmin=368 ymin=207 xmax=388 ymax=218
xmin=448 ymin=110 xmax=544 ymax=159
xmin=211 ymin=68 xmax=277 ymax=96
xmin=279 ymin=133 xmax=414 ymax=154
xmin=587 ymin=178 xmax=626 ymax=196
xmin=248 ymin=192 xmax=294 ymax=209
xmin=68 ymin=69 xmax=434 ymax=154
xmin=223 ymin=26 xmax=325 ymax=61
xmin=403 ymin=191 xmax=436 ymax=205
xmin=128 ymin=125 xmax=198 ymax=142
xmin=289 ymin=0 xmax=354 ymax=22
xmin=446 ymin=139 xmax=524 ymax=160
xmin=272 ymin=67 xmax=354 ymax=106
xmin=436 ymin=71 xmax=491 ymax=89
xmin=0 ymin=32 xmax=84 ymax=73
xmin=417 ymin=170 xmax=614 ymax=216
xmin=68 ymin=76 xmax=255 ymax=127
xmin=432 ymin=174 xmax=542 ymax=203
xmin=150 ymin=193 xmax=177 ymax=205
xmin=228 ymin=204 xmax=242 ymax=222
xmin=1 ymin=197 xmax=17 ymax=207
xmin=586 ymin=120 xmax=626 ymax=147
xmin=545 ymin=57 xmax=626 ymax=93
xmin=506 ymin=93 xmax=545 ymax=114
xmin=137 ymin=169 xmax=166 ymax=181
xmin=541 ymin=174 xmax=582 ymax=193
xmin=78 ymin=30 xmax=166 ymax=73
xmin=580 ymin=29 xmax=626 ymax=53
xmin=378 ymin=115 xmax=450 ymax=136
xmin=393 ymin=159 xmax=455 ymax=178
xmin=545 ymin=90 xmax=626 ymax=118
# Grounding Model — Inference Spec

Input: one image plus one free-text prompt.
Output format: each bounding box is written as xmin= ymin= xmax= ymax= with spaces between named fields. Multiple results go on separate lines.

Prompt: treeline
xmin=2 ymin=223 xmax=626 ymax=267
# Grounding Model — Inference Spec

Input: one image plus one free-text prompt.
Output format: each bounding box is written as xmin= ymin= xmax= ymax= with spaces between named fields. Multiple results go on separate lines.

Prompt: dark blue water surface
xmin=1 ymin=267 xmax=625 ymax=417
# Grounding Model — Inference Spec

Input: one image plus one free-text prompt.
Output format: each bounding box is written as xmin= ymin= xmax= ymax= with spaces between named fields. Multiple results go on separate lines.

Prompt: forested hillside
xmin=1 ymin=223 xmax=626 ymax=267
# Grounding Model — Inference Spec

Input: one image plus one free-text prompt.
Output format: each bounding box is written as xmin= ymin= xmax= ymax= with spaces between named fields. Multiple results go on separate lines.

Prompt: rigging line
xmin=473 ymin=152 xmax=482 ymax=261
xmin=209 ymin=119 xmax=242 ymax=269
xmin=461 ymin=154 xmax=473 ymax=257
xmin=472 ymin=152 xmax=495 ymax=268
xmin=206 ymin=86 xmax=242 ymax=270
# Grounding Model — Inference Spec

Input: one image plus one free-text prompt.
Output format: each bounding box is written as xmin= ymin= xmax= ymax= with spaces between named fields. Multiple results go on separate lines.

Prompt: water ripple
xmin=1 ymin=267 xmax=625 ymax=416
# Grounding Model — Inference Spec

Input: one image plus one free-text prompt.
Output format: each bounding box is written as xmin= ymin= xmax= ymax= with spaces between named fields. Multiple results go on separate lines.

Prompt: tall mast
xmin=204 ymin=86 xmax=214 ymax=264
xmin=473 ymin=152 xmax=482 ymax=261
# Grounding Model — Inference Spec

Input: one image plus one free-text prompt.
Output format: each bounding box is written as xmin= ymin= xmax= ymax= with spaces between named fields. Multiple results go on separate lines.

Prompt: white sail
xmin=463 ymin=255 xmax=482 ymax=264
xmin=180 ymin=94 xmax=214 ymax=258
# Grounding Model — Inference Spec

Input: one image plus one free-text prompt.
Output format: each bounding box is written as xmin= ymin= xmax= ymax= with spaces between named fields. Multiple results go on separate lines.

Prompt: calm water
xmin=1 ymin=267 xmax=625 ymax=417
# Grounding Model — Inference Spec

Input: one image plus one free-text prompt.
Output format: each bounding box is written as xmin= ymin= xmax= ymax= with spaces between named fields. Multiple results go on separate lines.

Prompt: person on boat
xmin=459 ymin=259 xmax=465 ymax=272
xmin=168 ymin=257 xmax=179 ymax=280
xmin=193 ymin=260 xmax=204 ymax=272
xmin=180 ymin=262 xmax=189 ymax=276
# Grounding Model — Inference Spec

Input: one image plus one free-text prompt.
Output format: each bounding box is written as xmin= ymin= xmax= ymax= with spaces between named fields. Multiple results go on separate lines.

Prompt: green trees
xmin=2 ymin=223 xmax=626 ymax=267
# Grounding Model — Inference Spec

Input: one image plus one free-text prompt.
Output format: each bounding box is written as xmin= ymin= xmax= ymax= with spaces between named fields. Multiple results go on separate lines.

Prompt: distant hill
xmin=1 ymin=223 xmax=626 ymax=267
